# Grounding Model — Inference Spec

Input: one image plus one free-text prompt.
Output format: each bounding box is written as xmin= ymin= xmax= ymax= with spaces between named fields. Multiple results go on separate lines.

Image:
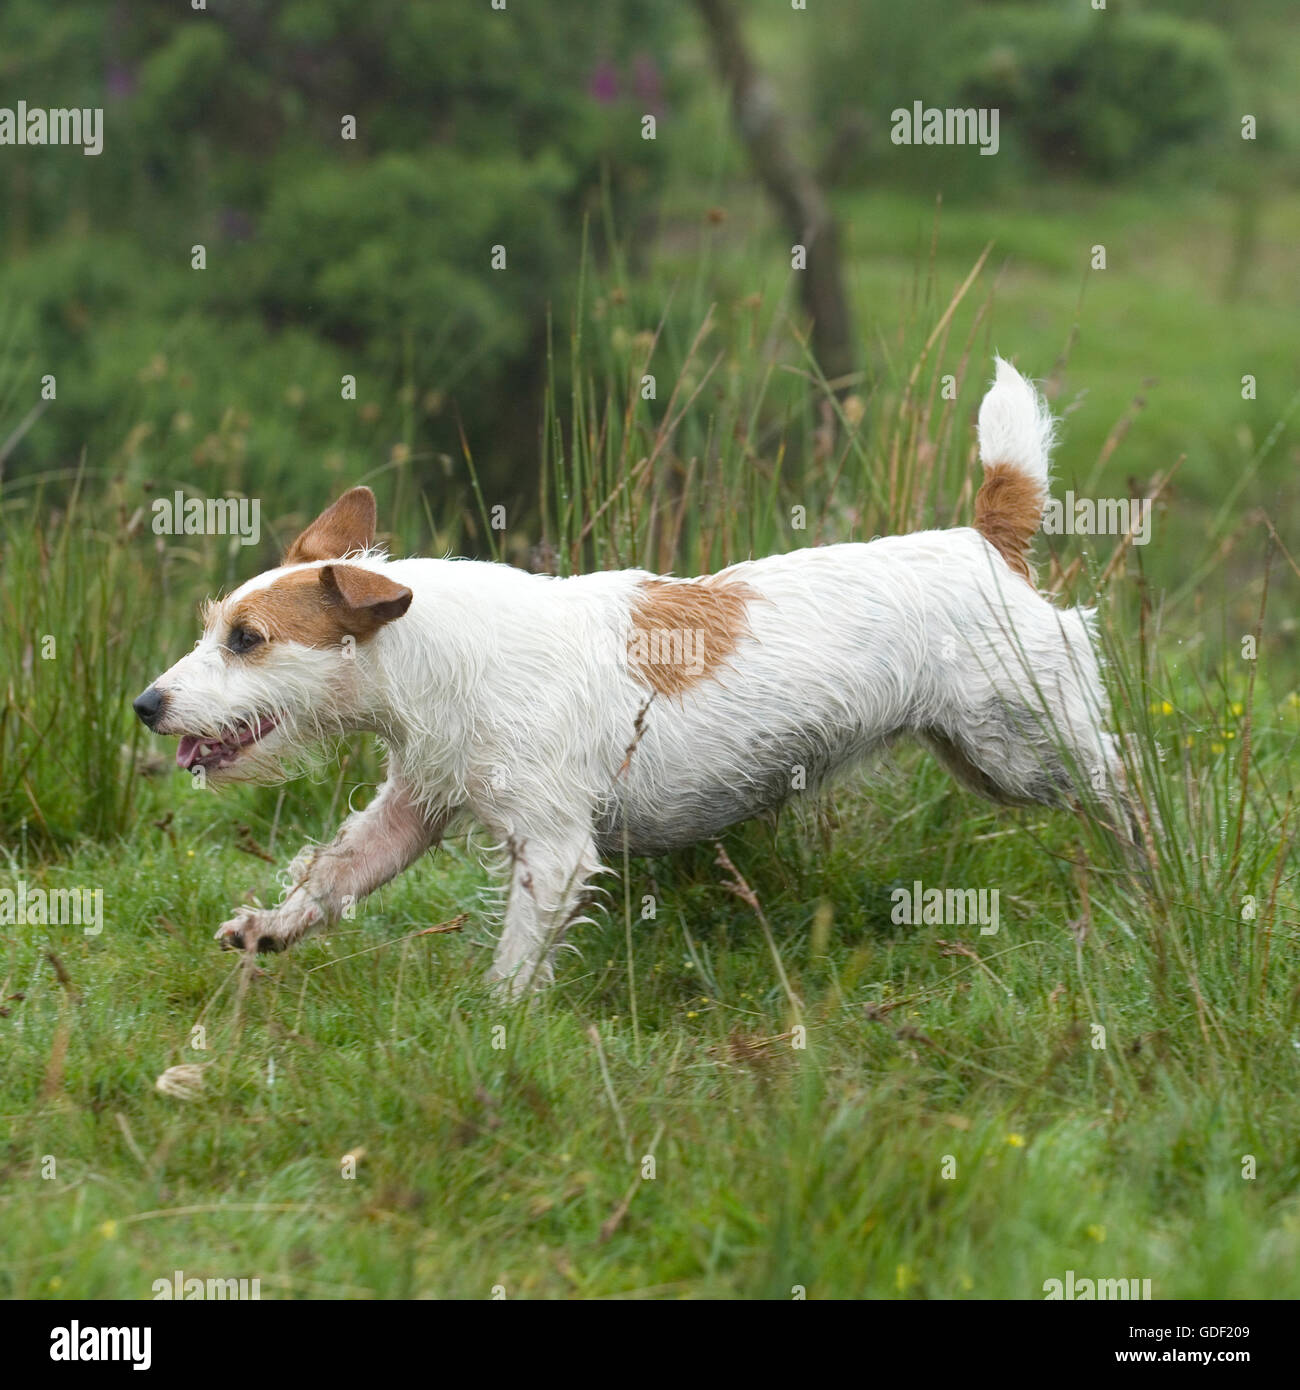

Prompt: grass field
xmin=2 ymin=687 xmax=1297 ymax=1299
xmin=2 ymin=181 xmax=1298 ymax=1299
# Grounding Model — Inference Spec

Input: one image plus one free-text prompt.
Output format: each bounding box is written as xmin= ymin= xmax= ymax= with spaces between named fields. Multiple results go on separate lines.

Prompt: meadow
xmin=2 ymin=156 xmax=1298 ymax=1298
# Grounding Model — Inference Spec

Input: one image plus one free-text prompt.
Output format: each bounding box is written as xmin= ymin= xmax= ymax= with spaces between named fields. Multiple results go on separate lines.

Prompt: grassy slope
xmin=2 ymin=175 xmax=1298 ymax=1298
xmin=840 ymin=184 xmax=1300 ymax=505
xmin=1 ymin=725 xmax=1297 ymax=1299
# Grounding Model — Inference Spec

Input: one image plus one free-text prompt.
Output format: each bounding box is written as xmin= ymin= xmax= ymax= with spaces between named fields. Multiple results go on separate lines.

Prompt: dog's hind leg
xmin=922 ymin=697 xmax=1147 ymax=867
xmin=920 ymin=708 xmax=1077 ymax=809
xmin=488 ymin=820 xmax=601 ymax=997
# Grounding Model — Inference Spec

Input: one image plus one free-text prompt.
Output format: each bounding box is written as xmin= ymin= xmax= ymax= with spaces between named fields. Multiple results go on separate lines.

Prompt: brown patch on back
xmin=230 ymin=564 xmax=412 ymax=649
xmin=283 ymin=487 xmax=377 ymax=565
xmin=628 ymin=574 xmax=757 ymax=698
xmin=973 ymin=463 xmax=1045 ymax=583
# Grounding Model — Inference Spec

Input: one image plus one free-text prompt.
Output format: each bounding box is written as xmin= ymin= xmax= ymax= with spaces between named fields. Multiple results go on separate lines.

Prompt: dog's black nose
xmin=132 ymin=686 xmax=166 ymax=729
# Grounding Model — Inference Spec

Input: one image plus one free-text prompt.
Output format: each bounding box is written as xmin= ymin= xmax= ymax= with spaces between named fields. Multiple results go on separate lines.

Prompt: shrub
xmin=947 ymin=6 xmax=1233 ymax=178
xmin=812 ymin=1 xmax=1235 ymax=185
xmin=0 ymin=0 xmax=683 ymax=493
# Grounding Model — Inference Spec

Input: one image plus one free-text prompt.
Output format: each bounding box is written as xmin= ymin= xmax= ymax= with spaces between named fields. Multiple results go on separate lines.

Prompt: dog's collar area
xmin=176 ymin=714 xmax=279 ymax=771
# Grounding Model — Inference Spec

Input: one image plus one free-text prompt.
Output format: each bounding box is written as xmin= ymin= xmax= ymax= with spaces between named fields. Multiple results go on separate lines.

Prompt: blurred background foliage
xmin=0 ymin=0 xmax=1295 ymax=591
xmin=1 ymin=0 xmax=680 ymax=492
xmin=812 ymin=0 xmax=1243 ymax=184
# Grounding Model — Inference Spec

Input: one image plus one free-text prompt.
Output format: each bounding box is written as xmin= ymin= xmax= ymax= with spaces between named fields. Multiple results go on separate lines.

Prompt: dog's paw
xmin=486 ymin=959 xmax=554 ymax=1000
xmin=215 ymin=906 xmax=287 ymax=955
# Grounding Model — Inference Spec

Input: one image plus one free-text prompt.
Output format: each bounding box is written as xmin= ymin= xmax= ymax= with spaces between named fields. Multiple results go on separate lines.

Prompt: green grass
xmin=1 ymin=687 xmax=1297 ymax=1298
xmin=838 ymin=184 xmax=1300 ymax=505
xmin=643 ymin=177 xmax=1300 ymax=508
xmin=2 ymin=178 xmax=1298 ymax=1299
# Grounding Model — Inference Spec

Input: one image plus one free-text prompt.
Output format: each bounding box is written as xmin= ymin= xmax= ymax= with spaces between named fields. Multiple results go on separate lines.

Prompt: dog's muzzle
xmin=132 ymin=685 xmax=167 ymax=729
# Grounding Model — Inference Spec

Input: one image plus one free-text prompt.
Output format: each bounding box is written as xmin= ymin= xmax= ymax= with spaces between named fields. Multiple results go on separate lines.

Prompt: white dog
xmin=135 ymin=358 xmax=1127 ymax=993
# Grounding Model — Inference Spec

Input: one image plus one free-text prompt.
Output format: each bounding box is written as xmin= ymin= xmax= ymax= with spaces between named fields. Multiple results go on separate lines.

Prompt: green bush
xmin=813 ymin=0 xmax=1235 ymax=185
xmin=0 ymin=0 xmax=683 ymax=494
xmin=948 ymin=6 xmax=1233 ymax=178
xmin=244 ymin=152 xmax=571 ymax=396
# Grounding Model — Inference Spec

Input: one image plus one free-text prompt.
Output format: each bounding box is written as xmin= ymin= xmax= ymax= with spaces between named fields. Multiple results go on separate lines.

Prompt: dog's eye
xmin=227 ymin=626 xmax=265 ymax=655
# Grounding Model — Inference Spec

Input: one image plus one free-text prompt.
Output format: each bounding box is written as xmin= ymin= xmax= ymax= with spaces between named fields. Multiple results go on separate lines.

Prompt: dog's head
xmin=133 ymin=487 xmax=412 ymax=783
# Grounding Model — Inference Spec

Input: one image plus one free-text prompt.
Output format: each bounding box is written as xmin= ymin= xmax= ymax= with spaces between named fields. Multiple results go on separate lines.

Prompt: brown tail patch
xmin=974 ymin=463 xmax=1046 ymax=583
xmin=628 ymin=575 xmax=756 ymax=698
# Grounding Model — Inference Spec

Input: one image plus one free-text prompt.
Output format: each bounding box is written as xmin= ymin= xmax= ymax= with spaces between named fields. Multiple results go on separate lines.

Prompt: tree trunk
xmin=693 ymin=0 xmax=856 ymax=391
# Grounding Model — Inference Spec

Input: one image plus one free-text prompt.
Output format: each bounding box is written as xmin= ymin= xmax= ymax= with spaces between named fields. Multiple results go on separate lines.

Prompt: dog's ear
xmin=284 ymin=487 xmax=377 ymax=565
xmin=318 ymin=563 xmax=412 ymax=638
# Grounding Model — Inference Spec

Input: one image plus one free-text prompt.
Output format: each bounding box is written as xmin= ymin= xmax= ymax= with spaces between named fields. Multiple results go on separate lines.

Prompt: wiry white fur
xmin=978 ymin=355 xmax=1056 ymax=492
xmin=142 ymin=359 xmax=1129 ymax=996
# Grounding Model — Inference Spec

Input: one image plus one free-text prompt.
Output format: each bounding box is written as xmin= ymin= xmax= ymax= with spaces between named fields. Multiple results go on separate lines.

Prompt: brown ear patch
xmin=283 ymin=487 xmax=377 ymax=565
xmin=628 ymin=574 xmax=757 ymax=698
xmin=231 ymin=564 xmax=412 ymax=648
xmin=973 ymin=463 xmax=1046 ymax=583
xmin=319 ymin=563 xmax=413 ymax=631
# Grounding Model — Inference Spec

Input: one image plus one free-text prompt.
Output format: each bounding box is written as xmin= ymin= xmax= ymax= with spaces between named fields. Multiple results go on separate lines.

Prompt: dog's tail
xmin=974 ymin=356 xmax=1056 ymax=582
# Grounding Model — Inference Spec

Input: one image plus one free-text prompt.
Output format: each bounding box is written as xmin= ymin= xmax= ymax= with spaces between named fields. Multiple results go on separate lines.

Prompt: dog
xmin=134 ymin=358 xmax=1128 ymax=994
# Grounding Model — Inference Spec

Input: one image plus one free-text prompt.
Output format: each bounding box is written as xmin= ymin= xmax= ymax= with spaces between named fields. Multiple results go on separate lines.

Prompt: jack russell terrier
xmin=134 ymin=358 xmax=1128 ymax=994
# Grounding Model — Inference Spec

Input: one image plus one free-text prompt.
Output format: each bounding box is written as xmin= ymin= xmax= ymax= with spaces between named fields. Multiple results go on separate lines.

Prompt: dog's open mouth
xmin=176 ymin=715 xmax=279 ymax=771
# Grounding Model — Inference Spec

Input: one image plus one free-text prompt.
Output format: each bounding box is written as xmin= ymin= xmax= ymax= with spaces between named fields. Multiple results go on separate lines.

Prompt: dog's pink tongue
xmin=177 ymin=735 xmax=201 ymax=769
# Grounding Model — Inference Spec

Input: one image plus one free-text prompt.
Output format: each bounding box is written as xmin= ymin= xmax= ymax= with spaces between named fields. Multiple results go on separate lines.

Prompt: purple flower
xmin=105 ymin=63 xmax=135 ymax=101
xmin=588 ymin=60 xmax=619 ymax=105
xmin=217 ymin=207 xmax=256 ymax=242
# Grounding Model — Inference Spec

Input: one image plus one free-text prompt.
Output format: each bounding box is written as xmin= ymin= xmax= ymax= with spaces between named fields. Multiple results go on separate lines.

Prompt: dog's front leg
xmin=215 ymin=778 xmax=448 ymax=954
xmin=489 ymin=822 xmax=600 ymax=997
